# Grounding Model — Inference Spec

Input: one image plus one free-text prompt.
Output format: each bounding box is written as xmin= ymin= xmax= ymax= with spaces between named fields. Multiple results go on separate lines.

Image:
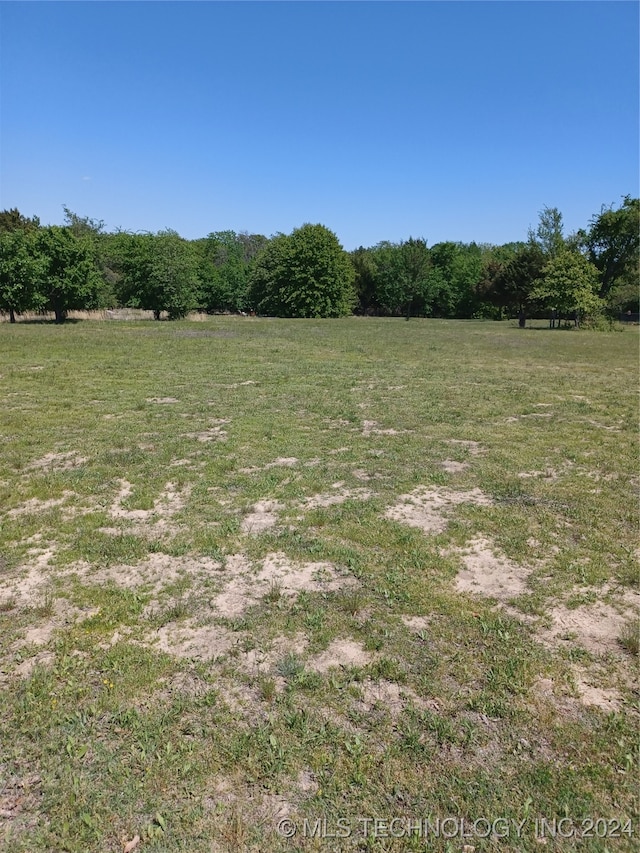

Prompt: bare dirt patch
xmin=13 ymin=599 xmax=98 ymax=649
xmin=238 ymin=457 xmax=298 ymax=474
xmin=573 ymin=673 xmax=622 ymax=711
xmin=445 ymin=440 xmax=486 ymax=456
xmin=384 ymin=487 xmax=492 ymax=535
xmin=241 ymin=500 xmax=284 ymax=534
xmin=440 ymin=459 xmax=469 ymax=474
xmin=146 ymin=396 xmax=179 ymax=404
xmin=518 ymin=468 xmax=560 ymax=480
xmin=0 ymin=772 xmax=43 ymax=828
xmin=401 ymin=615 xmax=432 ymax=632
xmin=308 ymin=638 xmax=371 ymax=673
xmin=351 ymin=468 xmax=374 ymax=481
xmin=12 ymin=650 xmax=56 ymax=679
xmin=213 ymin=553 xmax=356 ymax=618
xmin=25 ymin=452 xmax=88 ymax=472
xmin=106 ymin=479 xmax=190 ymax=530
xmin=301 ymin=483 xmax=373 ymax=510
xmin=80 ymin=552 xmax=221 ymax=595
xmin=183 ymin=420 xmax=229 ymax=442
xmin=153 ymin=621 xmax=242 ymax=661
xmin=361 ymin=420 xmax=412 ymax=437
xmin=532 ymin=674 xmax=622 ymax=714
xmin=452 ymin=537 xmax=532 ymax=601
xmin=357 ymin=679 xmax=438 ymax=718
xmin=7 ymin=491 xmax=76 ymax=518
xmin=0 ymin=548 xmax=58 ymax=608
xmin=297 ymin=769 xmax=319 ymax=796
xmin=539 ymin=601 xmax=635 ymax=657
xmin=241 ymin=632 xmax=309 ymax=676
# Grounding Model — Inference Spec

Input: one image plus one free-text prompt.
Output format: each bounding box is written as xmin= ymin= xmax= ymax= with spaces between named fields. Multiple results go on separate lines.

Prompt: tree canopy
xmin=250 ymin=224 xmax=355 ymax=318
xmin=579 ymin=196 xmax=639 ymax=302
xmin=0 ymin=199 xmax=636 ymax=323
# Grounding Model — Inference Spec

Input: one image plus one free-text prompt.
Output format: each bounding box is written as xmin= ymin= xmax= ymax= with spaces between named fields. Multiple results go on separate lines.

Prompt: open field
xmin=0 ymin=317 xmax=638 ymax=852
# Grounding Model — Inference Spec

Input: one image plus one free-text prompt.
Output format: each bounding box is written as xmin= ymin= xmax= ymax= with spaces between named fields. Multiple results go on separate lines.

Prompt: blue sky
xmin=1 ymin=1 xmax=638 ymax=250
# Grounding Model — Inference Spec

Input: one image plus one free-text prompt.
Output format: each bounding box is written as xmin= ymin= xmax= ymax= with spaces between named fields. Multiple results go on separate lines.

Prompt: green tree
xmin=35 ymin=226 xmax=102 ymax=322
xmin=428 ymin=241 xmax=487 ymax=318
xmin=490 ymin=244 xmax=546 ymax=321
xmin=532 ymin=250 xmax=603 ymax=325
xmin=62 ymin=207 xmax=116 ymax=308
xmin=148 ymin=230 xmax=201 ymax=319
xmin=474 ymin=243 xmax=521 ymax=319
xmin=0 ymin=208 xmax=40 ymax=234
xmin=398 ymin=237 xmax=432 ymax=319
xmin=350 ymin=246 xmax=379 ymax=315
xmin=62 ymin=206 xmax=105 ymax=238
xmin=107 ymin=231 xmax=154 ymax=310
xmin=579 ymin=196 xmax=640 ymax=300
xmin=196 ymin=230 xmax=253 ymax=313
xmin=250 ymin=224 xmax=355 ymax=318
xmin=108 ymin=230 xmax=201 ymax=319
xmin=368 ymin=238 xmax=433 ymax=318
xmin=0 ymin=229 xmax=46 ymax=322
xmin=528 ymin=206 xmax=565 ymax=258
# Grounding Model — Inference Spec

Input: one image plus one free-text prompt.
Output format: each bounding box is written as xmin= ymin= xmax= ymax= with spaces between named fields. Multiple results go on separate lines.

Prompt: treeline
xmin=0 ymin=199 xmax=637 ymax=323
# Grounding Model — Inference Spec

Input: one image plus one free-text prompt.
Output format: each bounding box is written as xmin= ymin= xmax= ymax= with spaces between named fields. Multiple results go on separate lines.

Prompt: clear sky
xmin=1 ymin=1 xmax=638 ymax=251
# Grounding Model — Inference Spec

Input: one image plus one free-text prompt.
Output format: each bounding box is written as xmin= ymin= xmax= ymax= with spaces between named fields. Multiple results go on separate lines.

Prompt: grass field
xmin=0 ymin=316 xmax=638 ymax=852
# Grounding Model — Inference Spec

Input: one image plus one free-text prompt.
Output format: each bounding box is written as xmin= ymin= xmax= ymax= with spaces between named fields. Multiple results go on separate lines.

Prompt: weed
xmin=33 ymin=587 xmax=55 ymax=618
xmin=339 ymin=587 xmax=366 ymax=616
xmin=618 ymin=620 xmax=639 ymax=656
xmin=259 ymin=676 xmax=278 ymax=704
xmin=265 ymin=579 xmax=282 ymax=603
xmin=276 ymin=652 xmax=304 ymax=679
xmin=0 ymin=595 xmax=17 ymax=612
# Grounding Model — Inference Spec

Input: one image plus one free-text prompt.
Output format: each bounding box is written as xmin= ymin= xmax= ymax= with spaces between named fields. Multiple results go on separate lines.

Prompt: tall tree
xmin=0 ymin=229 xmax=46 ymax=322
xmin=369 ymin=238 xmax=432 ymax=318
xmin=250 ymin=224 xmax=355 ymax=318
xmin=0 ymin=208 xmax=40 ymax=234
xmin=529 ymin=206 xmax=565 ymax=258
xmin=350 ymin=246 xmax=379 ymax=315
xmin=532 ymin=250 xmax=603 ymax=325
xmin=579 ymin=196 xmax=640 ymax=300
xmin=110 ymin=230 xmax=200 ymax=319
xmin=148 ymin=230 xmax=201 ymax=319
xmin=489 ymin=244 xmax=546 ymax=320
xmin=62 ymin=207 xmax=115 ymax=307
xmin=35 ymin=226 xmax=102 ymax=323
xmin=196 ymin=230 xmax=252 ymax=313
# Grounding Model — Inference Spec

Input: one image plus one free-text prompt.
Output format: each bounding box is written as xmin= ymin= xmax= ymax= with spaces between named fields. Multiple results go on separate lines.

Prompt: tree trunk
xmin=9 ymin=308 xmax=16 ymax=324
xmin=54 ymin=308 xmax=66 ymax=324
xmin=153 ymin=309 xmax=161 ymax=321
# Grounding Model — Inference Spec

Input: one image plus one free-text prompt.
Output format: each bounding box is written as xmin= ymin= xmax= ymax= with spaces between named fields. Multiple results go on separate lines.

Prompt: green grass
xmin=0 ymin=316 xmax=638 ymax=852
